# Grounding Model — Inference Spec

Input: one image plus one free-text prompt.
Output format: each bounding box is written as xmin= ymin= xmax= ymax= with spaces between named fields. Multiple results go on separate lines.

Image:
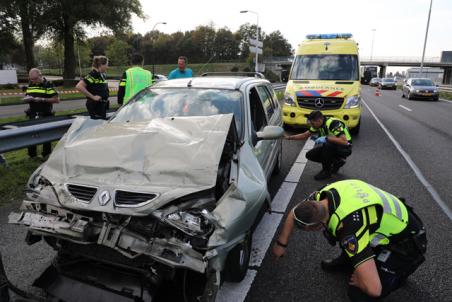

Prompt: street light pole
xmin=420 ymin=0 xmax=433 ymax=77
xmin=240 ymin=10 xmax=260 ymax=73
xmin=370 ymin=29 xmax=376 ymax=61
xmin=151 ymin=22 xmax=166 ymax=77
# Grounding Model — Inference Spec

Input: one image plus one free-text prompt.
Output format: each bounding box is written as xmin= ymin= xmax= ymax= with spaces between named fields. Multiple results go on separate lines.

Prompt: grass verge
xmin=0 ymin=148 xmax=51 ymax=206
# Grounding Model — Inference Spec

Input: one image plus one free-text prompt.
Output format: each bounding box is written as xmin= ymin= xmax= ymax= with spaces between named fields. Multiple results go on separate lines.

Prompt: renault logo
xmin=314 ymin=98 xmax=324 ymax=108
xmin=98 ymin=191 xmax=111 ymax=206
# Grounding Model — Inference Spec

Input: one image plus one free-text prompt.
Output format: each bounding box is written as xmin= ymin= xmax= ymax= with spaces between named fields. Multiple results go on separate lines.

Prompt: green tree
xmin=213 ymin=27 xmax=240 ymax=61
xmin=263 ymin=30 xmax=292 ymax=57
xmin=106 ymin=39 xmax=131 ymax=66
xmin=44 ymin=0 xmax=142 ymax=80
xmin=0 ymin=0 xmax=51 ymax=71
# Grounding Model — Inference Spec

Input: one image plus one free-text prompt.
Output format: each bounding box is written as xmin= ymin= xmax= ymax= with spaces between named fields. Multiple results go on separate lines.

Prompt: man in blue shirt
xmin=168 ymin=56 xmax=193 ymax=79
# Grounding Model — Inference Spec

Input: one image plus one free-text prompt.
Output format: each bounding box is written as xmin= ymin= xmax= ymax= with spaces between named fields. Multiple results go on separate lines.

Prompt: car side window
xmin=266 ymin=85 xmax=280 ymax=113
xmin=256 ymin=86 xmax=275 ymax=119
xmin=249 ymin=87 xmax=268 ymax=135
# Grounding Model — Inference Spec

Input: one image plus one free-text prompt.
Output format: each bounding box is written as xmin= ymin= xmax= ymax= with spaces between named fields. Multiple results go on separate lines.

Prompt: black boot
xmin=331 ymin=158 xmax=346 ymax=174
xmin=314 ymin=169 xmax=332 ymax=180
xmin=321 ymin=252 xmax=351 ymax=272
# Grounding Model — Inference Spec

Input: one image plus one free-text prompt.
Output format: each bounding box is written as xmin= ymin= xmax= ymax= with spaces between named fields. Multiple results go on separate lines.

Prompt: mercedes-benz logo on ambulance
xmin=98 ymin=190 xmax=111 ymax=206
xmin=314 ymin=98 xmax=324 ymax=108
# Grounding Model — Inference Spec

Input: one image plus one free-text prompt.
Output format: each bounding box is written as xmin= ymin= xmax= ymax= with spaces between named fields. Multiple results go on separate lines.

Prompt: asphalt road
xmin=1 ymin=86 xmax=451 ymax=301
xmin=246 ymin=86 xmax=452 ymax=302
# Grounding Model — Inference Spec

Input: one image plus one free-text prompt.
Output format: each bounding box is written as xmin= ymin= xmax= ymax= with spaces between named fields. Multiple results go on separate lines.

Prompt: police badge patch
xmin=342 ymin=235 xmax=358 ymax=255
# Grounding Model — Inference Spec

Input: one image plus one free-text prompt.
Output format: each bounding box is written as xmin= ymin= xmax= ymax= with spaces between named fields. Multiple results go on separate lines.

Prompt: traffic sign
xmin=249 ymin=38 xmax=263 ymax=48
xmin=249 ymin=46 xmax=263 ymax=55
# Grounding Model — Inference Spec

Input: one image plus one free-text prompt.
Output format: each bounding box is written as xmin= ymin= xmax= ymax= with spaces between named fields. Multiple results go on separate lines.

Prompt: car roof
xmin=153 ymin=76 xmax=269 ymax=90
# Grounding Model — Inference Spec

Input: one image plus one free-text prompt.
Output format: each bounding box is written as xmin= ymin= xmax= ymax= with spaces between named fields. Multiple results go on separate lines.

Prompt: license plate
xmin=422 ymin=93 xmax=432 ymax=96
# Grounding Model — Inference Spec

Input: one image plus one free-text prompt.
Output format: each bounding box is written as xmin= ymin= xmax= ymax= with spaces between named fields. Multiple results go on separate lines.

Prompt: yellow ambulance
xmin=283 ymin=33 xmax=362 ymax=134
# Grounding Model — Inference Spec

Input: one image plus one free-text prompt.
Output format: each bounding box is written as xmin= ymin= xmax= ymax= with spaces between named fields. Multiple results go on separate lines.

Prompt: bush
xmin=243 ymin=67 xmax=251 ymax=72
xmin=230 ymin=66 xmax=239 ymax=72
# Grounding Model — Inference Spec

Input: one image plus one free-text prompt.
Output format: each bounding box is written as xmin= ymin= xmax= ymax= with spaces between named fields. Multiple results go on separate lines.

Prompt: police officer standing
xmin=273 ymin=179 xmax=427 ymax=302
xmin=75 ymin=56 xmax=110 ymax=119
xmin=286 ymin=110 xmax=352 ymax=180
xmin=23 ymin=68 xmax=60 ymax=158
xmin=117 ymin=53 xmax=153 ymax=105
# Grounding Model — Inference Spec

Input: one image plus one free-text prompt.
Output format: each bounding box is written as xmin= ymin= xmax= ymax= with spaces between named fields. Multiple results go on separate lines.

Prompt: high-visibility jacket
xmin=320 ymin=180 xmax=409 ymax=249
xmin=310 ymin=117 xmax=352 ymax=143
xmin=123 ymin=67 xmax=152 ymax=104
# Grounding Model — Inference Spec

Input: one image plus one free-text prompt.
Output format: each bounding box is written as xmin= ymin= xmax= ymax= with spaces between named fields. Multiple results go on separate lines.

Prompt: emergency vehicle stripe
xmin=307 ymin=90 xmax=321 ymax=96
xmin=302 ymin=91 xmax=313 ymax=96
xmin=327 ymin=91 xmax=342 ymax=97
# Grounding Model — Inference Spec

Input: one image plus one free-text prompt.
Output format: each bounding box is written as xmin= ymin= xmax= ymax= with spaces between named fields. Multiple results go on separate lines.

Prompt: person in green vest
xmin=273 ymin=179 xmax=427 ymax=302
xmin=286 ymin=110 xmax=352 ymax=180
xmin=117 ymin=53 xmax=153 ymax=105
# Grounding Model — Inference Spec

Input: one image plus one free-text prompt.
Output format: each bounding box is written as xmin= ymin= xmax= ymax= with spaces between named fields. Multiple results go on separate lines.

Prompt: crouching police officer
xmin=273 ymin=179 xmax=427 ymax=301
xmin=286 ymin=110 xmax=352 ymax=180
xmin=23 ymin=68 xmax=60 ymax=158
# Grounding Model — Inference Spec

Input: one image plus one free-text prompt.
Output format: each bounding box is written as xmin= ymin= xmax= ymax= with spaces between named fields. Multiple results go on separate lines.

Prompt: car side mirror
xmin=257 ymin=126 xmax=284 ymax=140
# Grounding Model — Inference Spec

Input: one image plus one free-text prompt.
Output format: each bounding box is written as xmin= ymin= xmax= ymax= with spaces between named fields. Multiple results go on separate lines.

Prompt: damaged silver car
xmin=9 ymin=75 xmax=283 ymax=301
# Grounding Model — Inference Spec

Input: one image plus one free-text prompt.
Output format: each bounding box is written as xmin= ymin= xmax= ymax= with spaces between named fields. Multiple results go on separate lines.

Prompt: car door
xmin=247 ymin=85 xmax=272 ymax=174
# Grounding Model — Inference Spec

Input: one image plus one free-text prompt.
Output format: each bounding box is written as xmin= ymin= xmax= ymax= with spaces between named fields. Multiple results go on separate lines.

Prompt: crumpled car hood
xmin=39 ymin=114 xmax=233 ymax=213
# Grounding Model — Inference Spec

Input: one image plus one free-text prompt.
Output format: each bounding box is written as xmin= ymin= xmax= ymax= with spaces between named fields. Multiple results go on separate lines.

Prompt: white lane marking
xmin=217 ymin=139 xmax=312 ymax=301
xmin=216 ymin=270 xmax=257 ymax=302
xmin=398 ymin=105 xmax=412 ymax=112
xmin=363 ymin=100 xmax=452 ymax=221
xmin=440 ymin=98 xmax=452 ymax=104
xmin=271 ymin=182 xmax=298 ymax=213
xmin=248 ymin=211 xmax=285 ymax=267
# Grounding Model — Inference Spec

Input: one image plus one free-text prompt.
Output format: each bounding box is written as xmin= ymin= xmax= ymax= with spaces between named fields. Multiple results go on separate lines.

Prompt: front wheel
xmin=223 ymin=233 xmax=252 ymax=282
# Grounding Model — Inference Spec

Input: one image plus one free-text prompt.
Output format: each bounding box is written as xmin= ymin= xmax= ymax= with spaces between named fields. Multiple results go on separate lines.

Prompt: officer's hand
xmin=92 ymin=95 xmax=102 ymax=101
xmin=272 ymin=244 xmax=286 ymax=258
xmin=315 ymin=136 xmax=327 ymax=145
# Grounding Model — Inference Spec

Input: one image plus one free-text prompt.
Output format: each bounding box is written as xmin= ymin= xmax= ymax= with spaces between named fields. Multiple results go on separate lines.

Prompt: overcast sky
xmin=131 ymin=0 xmax=451 ymax=60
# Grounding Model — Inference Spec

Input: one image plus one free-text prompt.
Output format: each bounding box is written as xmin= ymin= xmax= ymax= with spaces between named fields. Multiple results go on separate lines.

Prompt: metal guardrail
xmin=272 ymin=84 xmax=286 ymax=91
xmin=0 ymin=119 xmax=74 ymax=153
xmin=438 ymin=85 xmax=452 ymax=93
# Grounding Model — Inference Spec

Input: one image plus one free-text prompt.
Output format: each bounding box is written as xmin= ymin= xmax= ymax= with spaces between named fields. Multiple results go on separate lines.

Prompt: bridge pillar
xmin=379 ymin=66 xmax=387 ymax=78
xmin=442 ymin=67 xmax=452 ymax=85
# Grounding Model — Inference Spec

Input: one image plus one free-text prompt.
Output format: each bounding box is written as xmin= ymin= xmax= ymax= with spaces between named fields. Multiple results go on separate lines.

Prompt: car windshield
xmin=411 ymin=79 xmax=434 ymax=86
xmin=111 ymin=88 xmax=243 ymax=137
xmin=382 ymin=78 xmax=394 ymax=82
xmin=291 ymin=54 xmax=359 ymax=81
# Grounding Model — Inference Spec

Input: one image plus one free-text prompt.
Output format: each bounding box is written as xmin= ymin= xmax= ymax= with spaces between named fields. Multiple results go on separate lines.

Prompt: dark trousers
xmin=306 ymin=142 xmax=352 ymax=171
xmin=86 ymin=99 xmax=109 ymax=120
xmin=348 ymin=210 xmax=426 ymax=302
xmin=26 ymin=111 xmax=53 ymax=158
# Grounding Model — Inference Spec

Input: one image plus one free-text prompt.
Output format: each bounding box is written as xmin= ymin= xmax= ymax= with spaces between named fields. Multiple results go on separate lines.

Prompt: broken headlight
xmin=165 ymin=209 xmax=214 ymax=237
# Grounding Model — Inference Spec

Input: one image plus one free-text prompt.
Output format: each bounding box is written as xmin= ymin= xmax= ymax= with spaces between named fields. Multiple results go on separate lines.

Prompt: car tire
xmin=350 ymin=118 xmax=361 ymax=136
xmin=433 ymin=96 xmax=439 ymax=101
xmin=407 ymin=93 xmax=413 ymax=100
xmin=272 ymin=140 xmax=282 ymax=175
xmin=224 ymin=233 xmax=252 ymax=282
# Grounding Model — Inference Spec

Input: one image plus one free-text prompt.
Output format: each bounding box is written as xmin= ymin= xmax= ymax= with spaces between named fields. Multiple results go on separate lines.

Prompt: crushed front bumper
xmin=9 ymin=201 xmax=208 ymax=274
